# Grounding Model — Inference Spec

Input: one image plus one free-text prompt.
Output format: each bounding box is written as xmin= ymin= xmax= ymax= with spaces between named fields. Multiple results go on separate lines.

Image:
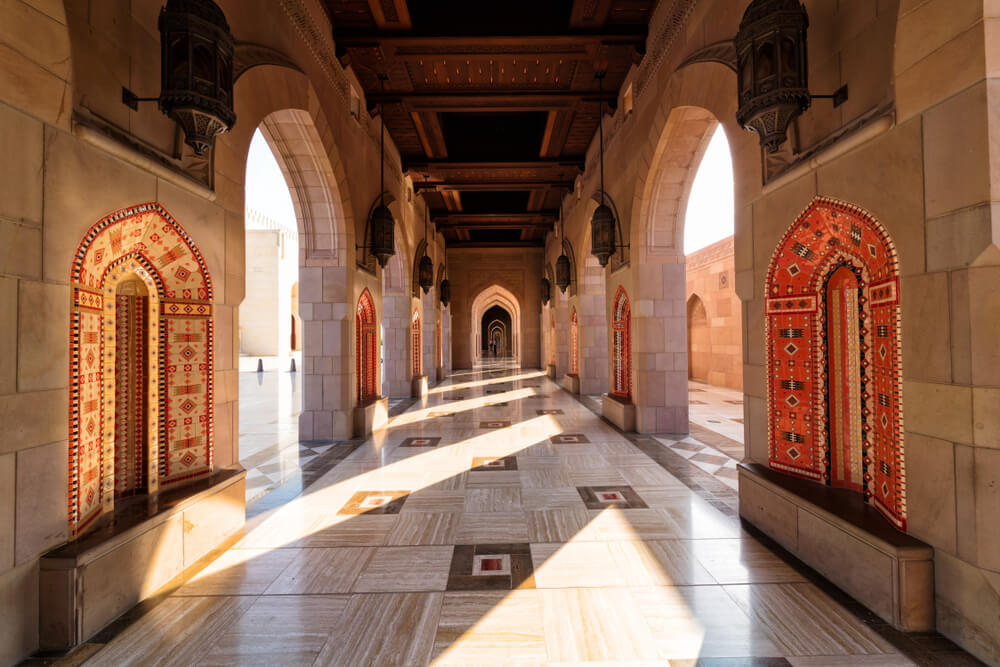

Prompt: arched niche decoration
xmin=411 ymin=237 xmax=429 ymax=298
xmin=687 ymin=294 xmax=709 ymax=380
xmin=611 ymin=286 xmax=632 ymax=399
xmin=569 ymin=307 xmax=579 ymax=374
xmin=470 ymin=284 xmax=522 ymax=365
xmin=766 ymin=197 xmax=905 ymax=530
xmin=411 ymin=309 xmax=422 ymax=378
xmin=68 ymin=203 xmax=215 ymax=536
xmin=356 ymin=288 xmax=377 ymax=402
xmin=590 ymin=191 xmax=629 ymax=271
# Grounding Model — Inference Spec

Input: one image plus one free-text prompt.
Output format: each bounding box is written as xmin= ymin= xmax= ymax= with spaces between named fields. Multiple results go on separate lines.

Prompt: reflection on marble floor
xmin=238 ymin=366 xmax=304 ymax=504
xmin=62 ymin=360 xmax=979 ymax=666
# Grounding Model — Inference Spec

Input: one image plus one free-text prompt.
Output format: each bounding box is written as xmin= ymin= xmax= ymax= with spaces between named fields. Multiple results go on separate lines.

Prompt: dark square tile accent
xmin=480 ymin=420 xmax=511 ymax=429
xmin=471 ymin=456 xmax=518 ymax=472
xmin=337 ymin=490 xmax=409 ymax=515
xmin=427 ymin=411 xmax=456 ymax=418
xmin=400 ymin=436 xmax=442 ymax=448
xmin=446 ymin=543 xmax=535 ymax=591
xmin=536 ymin=409 xmax=564 ymax=415
xmin=486 ymin=402 xmax=509 ymax=407
xmin=691 ymin=452 xmax=729 ymax=467
xmin=486 ymin=384 xmax=512 ymax=394
xmin=550 ymin=433 xmax=590 ymax=444
xmin=577 ymin=485 xmax=648 ymax=509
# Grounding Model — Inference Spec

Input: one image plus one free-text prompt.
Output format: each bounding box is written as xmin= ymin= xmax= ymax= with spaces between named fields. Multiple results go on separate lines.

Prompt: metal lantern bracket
xmin=122 ymin=88 xmax=159 ymax=111
xmin=811 ymin=84 xmax=849 ymax=108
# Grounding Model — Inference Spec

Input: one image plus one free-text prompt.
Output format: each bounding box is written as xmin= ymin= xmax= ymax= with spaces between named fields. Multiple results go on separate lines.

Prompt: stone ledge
xmin=560 ymin=373 xmax=580 ymax=394
xmin=436 ymin=366 xmax=447 ymax=382
xmin=39 ymin=469 xmax=246 ymax=650
xmin=353 ymin=396 xmax=388 ymax=437
xmin=411 ymin=375 xmax=428 ymax=398
xmin=547 ymin=364 xmax=557 ymax=379
xmin=602 ymin=393 xmax=636 ymax=431
xmin=738 ymin=462 xmax=934 ymax=631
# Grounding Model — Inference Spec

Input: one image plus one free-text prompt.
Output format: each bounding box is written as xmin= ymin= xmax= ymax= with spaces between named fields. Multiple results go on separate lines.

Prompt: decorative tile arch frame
xmin=68 ymin=203 xmax=214 ymax=536
xmin=411 ymin=309 xmax=422 ymax=378
xmin=570 ymin=307 xmax=579 ymax=375
xmin=766 ymin=197 xmax=905 ymax=530
xmin=611 ymin=286 xmax=632 ymax=400
xmin=470 ymin=284 xmax=522 ymax=365
xmin=356 ymin=288 xmax=377 ymax=402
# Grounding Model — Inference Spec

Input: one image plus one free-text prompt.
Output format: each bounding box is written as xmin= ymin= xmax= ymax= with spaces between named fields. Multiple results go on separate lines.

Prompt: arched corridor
xmin=3 ymin=0 xmax=996 ymax=664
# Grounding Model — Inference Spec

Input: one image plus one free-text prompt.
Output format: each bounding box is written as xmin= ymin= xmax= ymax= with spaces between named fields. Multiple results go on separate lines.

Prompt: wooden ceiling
xmin=326 ymin=0 xmax=652 ymax=246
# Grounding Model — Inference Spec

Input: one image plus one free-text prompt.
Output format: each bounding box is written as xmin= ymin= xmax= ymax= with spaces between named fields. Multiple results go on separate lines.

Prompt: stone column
xmin=554 ymin=290 xmax=570 ymax=378
xmin=422 ymin=288 xmax=436 ymax=381
xmin=579 ymin=258 xmax=609 ymax=396
xmin=634 ymin=258 xmax=688 ymax=434
xmin=298 ymin=265 xmax=351 ymax=439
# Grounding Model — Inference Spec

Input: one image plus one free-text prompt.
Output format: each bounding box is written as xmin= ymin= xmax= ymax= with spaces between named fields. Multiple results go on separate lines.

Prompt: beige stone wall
xmin=447 ymin=248 xmax=543 ymax=369
xmin=685 ymin=236 xmax=742 ymax=390
xmin=542 ymin=0 xmax=1000 ymax=662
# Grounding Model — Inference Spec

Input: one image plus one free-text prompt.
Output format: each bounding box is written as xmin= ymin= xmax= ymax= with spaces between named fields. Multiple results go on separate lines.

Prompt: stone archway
xmin=470 ymin=285 xmax=522 ymax=365
xmin=687 ymin=294 xmax=709 ymax=381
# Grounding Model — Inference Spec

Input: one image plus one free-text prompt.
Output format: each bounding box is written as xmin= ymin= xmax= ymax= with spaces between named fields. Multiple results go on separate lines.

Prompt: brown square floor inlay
xmin=577 ymin=485 xmax=648 ymax=509
xmin=536 ymin=409 xmax=564 ymax=415
xmin=427 ymin=411 xmax=455 ymax=418
xmin=486 ymin=402 xmax=509 ymax=407
xmin=551 ymin=433 xmax=590 ymax=444
xmin=471 ymin=456 xmax=518 ymax=472
xmin=446 ymin=543 xmax=535 ymax=591
xmin=443 ymin=394 xmax=466 ymax=401
xmin=480 ymin=420 xmax=511 ymax=429
xmin=400 ymin=436 xmax=442 ymax=448
xmin=337 ymin=490 xmax=409 ymax=515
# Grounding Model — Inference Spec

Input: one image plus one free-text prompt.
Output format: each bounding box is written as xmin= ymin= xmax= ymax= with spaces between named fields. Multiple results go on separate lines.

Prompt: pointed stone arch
xmin=470 ymin=285 xmax=522 ymax=365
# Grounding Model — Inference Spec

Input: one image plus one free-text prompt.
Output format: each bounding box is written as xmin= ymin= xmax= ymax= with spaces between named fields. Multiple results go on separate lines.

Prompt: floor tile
xmin=385 ymin=511 xmax=460 ymax=545
xmin=456 ymin=512 xmax=530 ymax=543
xmin=263 ymin=547 xmax=374 ymax=594
xmin=312 ymin=592 xmax=443 ymax=665
xmin=432 ymin=590 xmax=547 ymax=664
xmin=353 ymin=545 xmax=454 ymax=592
xmin=465 ymin=487 xmax=522 ymax=512
xmin=175 ymin=548 xmax=297 ymax=596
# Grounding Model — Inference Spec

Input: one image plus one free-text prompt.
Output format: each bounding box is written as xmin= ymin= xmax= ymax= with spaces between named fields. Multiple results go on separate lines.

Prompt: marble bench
xmin=39 ymin=469 xmax=246 ymax=650
xmin=738 ymin=462 xmax=934 ymax=631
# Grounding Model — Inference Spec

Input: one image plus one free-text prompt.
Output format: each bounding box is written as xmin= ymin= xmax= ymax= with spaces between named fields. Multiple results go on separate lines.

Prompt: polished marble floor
xmin=42 ymin=361 xmax=985 ymax=666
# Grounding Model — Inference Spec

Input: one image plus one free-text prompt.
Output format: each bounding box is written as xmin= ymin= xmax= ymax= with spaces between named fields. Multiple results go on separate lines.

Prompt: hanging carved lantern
xmin=540 ymin=277 xmax=551 ymax=305
xmin=590 ymin=204 xmax=616 ymax=267
xmin=734 ymin=0 xmax=810 ymax=153
xmin=419 ymin=254 xmax=434 ymax=294
xmin=158 ymin=0 xmax=237 ymax=155
xmin=555 ymin=253 xmax=571 ymax=293
xmin=369 ymin=203 xmax=396 ymax=268
xmin=439 ymin=278 xmax=451 ymax=306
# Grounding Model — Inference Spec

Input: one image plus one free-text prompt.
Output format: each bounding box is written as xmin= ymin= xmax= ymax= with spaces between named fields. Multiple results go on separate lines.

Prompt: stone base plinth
xmin=738 ymin=463 xmax=934 ymax=631
xmin=602 ymin=394 xmax=636 ymax=431
xmin=436 ymin=366 xmax=447 ymax=382
xmin=547 ymin=364 xmax=557 ymax=379
xmin=39 ymin=469 xmax=246 ymax=650
xmin=411 ymin=375 xmax=429 ymax=398
xmin=560 ymin=373 xmax=580 ymax=394
xmin=353 ymin=396 xmax=388 ymax=437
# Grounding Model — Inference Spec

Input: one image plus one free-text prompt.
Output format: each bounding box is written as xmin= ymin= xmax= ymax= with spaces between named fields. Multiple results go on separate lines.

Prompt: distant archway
xmin=470 ymin=285 xmax=522 ymax=364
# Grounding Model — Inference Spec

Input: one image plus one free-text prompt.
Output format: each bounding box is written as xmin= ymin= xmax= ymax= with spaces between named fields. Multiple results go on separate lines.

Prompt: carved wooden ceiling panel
xmin=326 ymin=0 xmax=652 ymax=245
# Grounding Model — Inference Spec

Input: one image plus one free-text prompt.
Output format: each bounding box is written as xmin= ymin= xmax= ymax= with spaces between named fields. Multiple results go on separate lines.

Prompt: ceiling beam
xmin=414 ymin=181 xmax=572 ymax=191
xmin=434 ymin=212 xmax=559 ymax=228
xmin=369 ymin=90 xmax=617 ymax=112
xmin=446 ymin=240 xmax=545 ymax=248
xmin=366 ymin=0 xmax=412 ymax=29
xmin=336 ymin=33 xmax=644 ymax=51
